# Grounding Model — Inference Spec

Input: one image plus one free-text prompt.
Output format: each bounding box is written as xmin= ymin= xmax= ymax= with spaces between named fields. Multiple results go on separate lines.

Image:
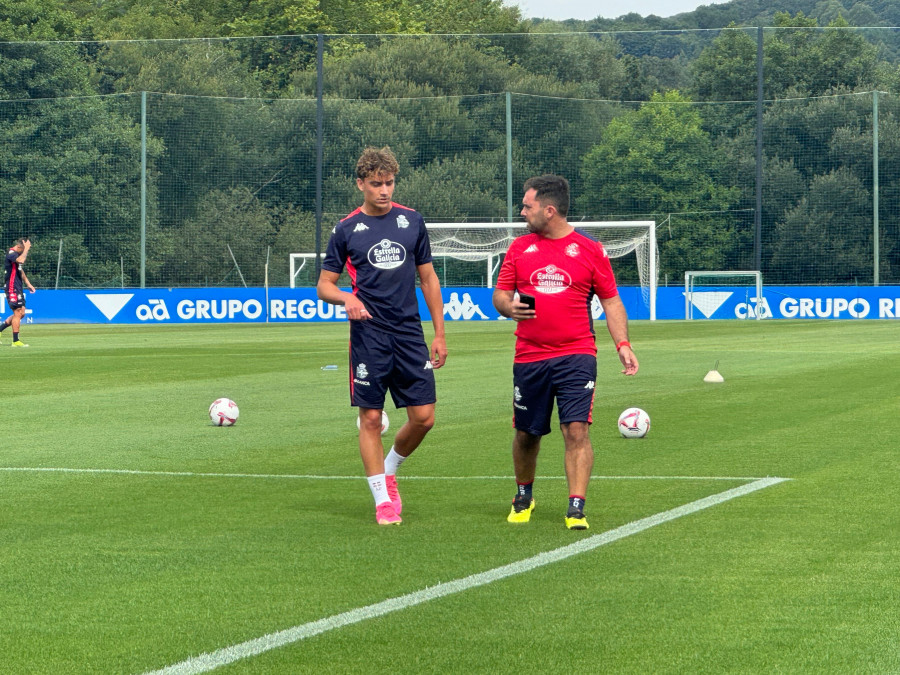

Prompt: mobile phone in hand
xmin=518 ymin=292 xmax=535 ymax=310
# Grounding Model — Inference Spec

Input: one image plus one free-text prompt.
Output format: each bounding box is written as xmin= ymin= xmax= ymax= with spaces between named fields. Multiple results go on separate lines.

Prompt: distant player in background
xmin=317 ymin=146 xmax=448 ymax=525
xmin=493 ymin=175 xmax=638 ymax=530
xmin=1 ymin=237 xmax=36 ymax=347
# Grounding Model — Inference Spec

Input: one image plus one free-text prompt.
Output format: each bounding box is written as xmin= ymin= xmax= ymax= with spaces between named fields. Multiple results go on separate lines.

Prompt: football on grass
xmin=209 ymin=398 xmax=239 ymax=426
xmin=618 ymin=407 xmax=650 ymax=438
xmin=357 ymin=410 xmax=389 ymax=436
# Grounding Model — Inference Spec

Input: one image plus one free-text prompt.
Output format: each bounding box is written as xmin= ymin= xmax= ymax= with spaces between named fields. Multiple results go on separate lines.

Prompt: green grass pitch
xmin=1 ymin=320 xmax=898 ymax=673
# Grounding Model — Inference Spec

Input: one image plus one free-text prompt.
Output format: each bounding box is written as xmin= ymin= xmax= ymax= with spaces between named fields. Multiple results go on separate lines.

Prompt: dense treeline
xmin=1 ymin=0 xmax=900 ymax=287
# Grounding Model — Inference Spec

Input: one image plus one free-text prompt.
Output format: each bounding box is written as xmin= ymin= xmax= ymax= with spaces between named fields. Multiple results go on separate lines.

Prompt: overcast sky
xmin=512 ymin=0 xmax=723 ymax=21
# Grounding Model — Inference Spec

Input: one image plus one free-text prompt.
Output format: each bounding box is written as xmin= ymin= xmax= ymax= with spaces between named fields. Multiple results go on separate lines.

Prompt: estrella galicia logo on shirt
xmin=530 ymin=264 xmax=572 ymax=294
xmin=367 ymin=239 xmax=406 ymax=270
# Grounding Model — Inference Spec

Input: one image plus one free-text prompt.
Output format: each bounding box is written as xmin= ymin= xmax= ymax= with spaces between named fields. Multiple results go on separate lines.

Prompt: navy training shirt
xmin=5 ymin=249 xmax=24 ymax=299
xmin=322 ymin=203 xmax=433 ymax=337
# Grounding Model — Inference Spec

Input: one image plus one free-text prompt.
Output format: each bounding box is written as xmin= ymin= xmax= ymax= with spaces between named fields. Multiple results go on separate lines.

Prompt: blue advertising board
xmin=671 ymin=285 xmax=900 ymax=320
xmin=4 ymin=286 xmax=900 ymax=324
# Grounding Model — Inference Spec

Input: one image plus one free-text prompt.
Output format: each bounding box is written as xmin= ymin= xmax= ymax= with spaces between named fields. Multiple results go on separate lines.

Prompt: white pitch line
xmin=142 ymin=476 xmax=789 ymax=675
xmin=0 ymin=467 xmax=769 ymax=481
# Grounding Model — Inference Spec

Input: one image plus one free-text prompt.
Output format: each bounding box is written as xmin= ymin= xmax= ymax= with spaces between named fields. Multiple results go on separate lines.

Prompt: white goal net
xmin=290 ymin=220 xmax=658 ymax=319
xmin=426 ymin=221 xmax=657 ymax=319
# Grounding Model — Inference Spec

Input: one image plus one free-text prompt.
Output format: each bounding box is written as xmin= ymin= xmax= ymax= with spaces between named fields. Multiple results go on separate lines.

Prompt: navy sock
xmin=13 ymin=332 xmax=19 ymax=342
xmin=568 ymin=495 xmax=586 ymax=515
xmin=516 ymin=481 xmax=533 ymax=500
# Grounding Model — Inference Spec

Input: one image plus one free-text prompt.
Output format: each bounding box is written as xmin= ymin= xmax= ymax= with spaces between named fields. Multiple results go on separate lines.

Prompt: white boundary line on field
xmin=141 ymin=476 xmax=789 ymax=675
xmin=0 ymin=467 xmax=770 ymax=481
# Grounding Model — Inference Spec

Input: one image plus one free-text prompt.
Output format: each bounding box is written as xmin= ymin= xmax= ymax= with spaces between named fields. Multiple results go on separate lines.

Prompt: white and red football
xmin=618 ymin=407 xmax=650 ymax=438
xmin=209 ymin=398 xmax=239 ymax=427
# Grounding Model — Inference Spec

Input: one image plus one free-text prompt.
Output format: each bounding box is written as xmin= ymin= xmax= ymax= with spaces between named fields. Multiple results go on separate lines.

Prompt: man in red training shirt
xmin=493 ymin=175 xmax=638 ymax=530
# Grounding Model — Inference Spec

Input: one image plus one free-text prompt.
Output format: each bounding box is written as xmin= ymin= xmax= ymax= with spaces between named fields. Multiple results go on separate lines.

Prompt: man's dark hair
xmin=15 ymin=238 xmax=28 ymax=248
xmin=523 ymin=174 xmax=569 ymax=217
xmin=356 ymin=146 xmax=400 ymax=180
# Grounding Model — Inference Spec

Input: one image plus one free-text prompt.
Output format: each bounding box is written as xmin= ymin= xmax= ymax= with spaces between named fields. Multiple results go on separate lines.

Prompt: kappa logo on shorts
xmin=423 ymin=361 xmax=434 ymax=370
xmin=584 ymin=380 xmax=595 ymax=390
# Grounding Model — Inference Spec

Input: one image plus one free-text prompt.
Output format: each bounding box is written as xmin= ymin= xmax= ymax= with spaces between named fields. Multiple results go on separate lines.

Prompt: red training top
xmin=496 ymin=229 xmax=619 ymax=363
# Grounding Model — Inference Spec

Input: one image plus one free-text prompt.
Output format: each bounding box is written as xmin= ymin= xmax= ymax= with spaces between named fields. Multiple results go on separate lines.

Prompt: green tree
xmin=578 ymin=90 xmax=741 ymax=278
xmin=508 ymin=32 xmax=629 ymax=99
xmin=770 ymin=167 xmax=872 ymax=283
xmin=176 ymin=186 xmax=312 ymax=286
xmin=0 ymin=0 xmax=95 ymax=100
xmin=0 ymin=97 xmax=167 ymax=287
xmin=691 ymin=26 xmax=757 ymax=102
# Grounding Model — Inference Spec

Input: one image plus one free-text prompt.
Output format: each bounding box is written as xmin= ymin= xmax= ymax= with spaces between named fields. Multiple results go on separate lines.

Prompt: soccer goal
xmin=289 ymin=253 xmax=326 ymax=289
xmin=289 ymin=221 xmax=658 ymax=319
xmin=426 ymin=221 xmax=658 ymax=320
xmin=684 ymin=270 xmax=764 ymax=320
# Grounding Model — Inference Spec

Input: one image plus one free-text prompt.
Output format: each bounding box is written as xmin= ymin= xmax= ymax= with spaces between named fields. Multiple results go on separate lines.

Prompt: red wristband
xmin=616 ymin=340 xmax=631 ymax=352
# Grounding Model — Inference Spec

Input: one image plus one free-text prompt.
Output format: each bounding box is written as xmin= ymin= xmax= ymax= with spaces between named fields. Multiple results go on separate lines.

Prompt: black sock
xmin=13 ymin=332 xmax=19 ymax=342
xmin=516 ymin=481 xmax=533 ymax=500
xmin=0 ymin=322 xmax=6 ymax=333
xmin=568 ymin=495 xmax=586 ymax=515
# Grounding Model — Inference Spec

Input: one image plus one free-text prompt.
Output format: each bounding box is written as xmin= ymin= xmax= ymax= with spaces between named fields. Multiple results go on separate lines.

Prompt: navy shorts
xmin=512 ymin=353 xmax=597 ymax=436
xmin=349 ymin=322 xmax=436 ymax=410
xmin=5 ymin=291 xmax=25 ymax=310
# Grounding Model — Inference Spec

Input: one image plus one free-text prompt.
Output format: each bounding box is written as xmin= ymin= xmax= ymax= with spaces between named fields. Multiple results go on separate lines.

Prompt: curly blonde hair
xmin=356 ymin=146 xmax=400 ymax=180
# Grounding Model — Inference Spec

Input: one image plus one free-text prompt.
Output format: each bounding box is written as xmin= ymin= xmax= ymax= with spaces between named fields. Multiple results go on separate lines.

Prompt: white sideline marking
xmin=142 ymin=476 xmax=789 ymax=675
xmin=0 ymin=467 xmax=769 ymax=481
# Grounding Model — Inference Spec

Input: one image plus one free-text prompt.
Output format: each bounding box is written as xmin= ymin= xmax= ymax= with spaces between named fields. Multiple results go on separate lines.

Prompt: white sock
xmin=384 ymin=448 xmax=408 ymax=476
xmin=368 ymin=473 xmax=390 ymax=506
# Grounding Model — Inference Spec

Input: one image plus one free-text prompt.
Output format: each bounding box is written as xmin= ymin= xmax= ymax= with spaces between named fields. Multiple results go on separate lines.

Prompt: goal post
xmin=289 ymin=253 xmax=325 ymax=289
xmin=684 ymin=270 xmax=764 ymax=320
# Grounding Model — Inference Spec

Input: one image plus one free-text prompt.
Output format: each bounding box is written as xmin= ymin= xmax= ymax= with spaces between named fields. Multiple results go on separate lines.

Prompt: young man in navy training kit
xmin=1 ymin=237 xmax=36 ymax=347
xmin=493 ymin=174 xmax=639 ymax=530
xmin=317 ymin=146 xmax=448 ymax=526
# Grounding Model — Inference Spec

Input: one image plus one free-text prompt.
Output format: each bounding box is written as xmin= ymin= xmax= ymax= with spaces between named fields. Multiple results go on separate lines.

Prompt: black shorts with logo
xmin=512 ymin=353 xmax=597 ymax=436
xmin=349 ymin=321 xmax=436 ymax=410
xmin=5 ymin=290 xmax=25 ymax=310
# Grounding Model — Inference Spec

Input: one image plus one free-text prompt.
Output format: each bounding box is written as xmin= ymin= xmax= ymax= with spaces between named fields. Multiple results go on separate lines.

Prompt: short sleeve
xmin=321 ymin=225 xmax=347 ymax=274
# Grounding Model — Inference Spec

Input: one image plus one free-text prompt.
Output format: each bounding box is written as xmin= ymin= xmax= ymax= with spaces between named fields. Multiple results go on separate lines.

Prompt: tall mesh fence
xmin=1 ymin=30 xmax=900 ymax=287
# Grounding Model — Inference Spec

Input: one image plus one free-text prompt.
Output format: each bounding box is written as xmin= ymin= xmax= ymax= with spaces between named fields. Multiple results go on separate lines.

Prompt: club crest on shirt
xmin=368 ymin=239 xmax=406 ymax=270
xmin=396 ymin=214 xmax=409 ymax=229
xmin=565 ymin=243 xmax=580 ymax=257
xmin=530 ymin=264 xmax=572 ymax=294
